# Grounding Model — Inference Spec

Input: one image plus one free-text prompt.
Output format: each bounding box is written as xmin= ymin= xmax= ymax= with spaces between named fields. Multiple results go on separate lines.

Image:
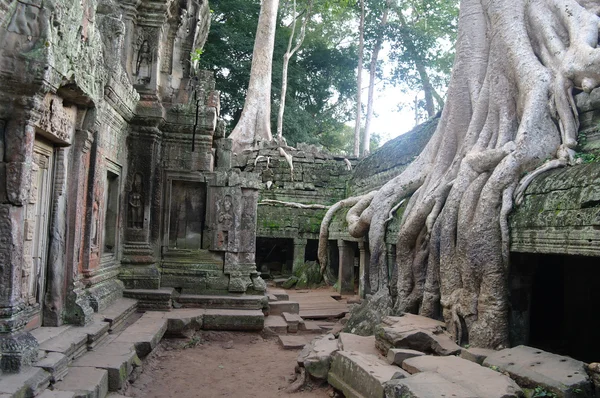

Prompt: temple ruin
xmin=0 ymin=0 xmax=599 ymax=397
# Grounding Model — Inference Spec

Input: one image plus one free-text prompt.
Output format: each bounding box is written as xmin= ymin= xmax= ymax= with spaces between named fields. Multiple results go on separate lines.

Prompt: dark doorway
xmin=306 ymin=239 xmax=318 ymax=262
xmin=256 ymin=238 xmax=293 ymax=276
xmin=510 ymin=252 xmax=600 ymax=362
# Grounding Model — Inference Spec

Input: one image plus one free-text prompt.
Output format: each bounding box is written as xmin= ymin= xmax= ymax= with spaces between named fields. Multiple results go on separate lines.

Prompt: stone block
xmin=0 ymin=367 xmax=50 ymax=397
xmin=202 ymin=309 xmax=264 ymax=331
xmin=279 ymin=335 xmax=314 ymax=350
xmin=34 ymin=352 xmax=69 ymax=382
xmin=268 ymin=289 xmax=289 ymax=301
xmin=269 ymin=301 xmax=299 ymax=316
xmin=299 ymin=321 xmax=322 ymax=333
xmin=113 ymin=314 xmax=168 ymax=358
xmin=282 ymin=312 xmax=302 ymax=333
xmin=71 ymin=342 xmax=140 ymax=391
xmin=386 ymin=349 xmax=425 ymax=366
xmin=403 ymin=355 xmax=523 ymax=398
xmin=39 ymin=328 xmax=89 ymax=361
xmin=54 ymin=367 xmax=109 ymax=398
xmin=123 ymin=288 xmax=173 ymax=311
xmin=177 ymin=294 xmax=265 ymax=310
xmin=299 ymin=334 xmax=338 ymax=380
xmin=165 ymin=309 xmax=204 ymax=336
xmin=264 ymin=315 xmax=288 ymax=334
xmin=339 ymin=333 xmax=381 ymax=358
xmin=328 ymin=351 xmax=407 ymax=398
xmin=483 ymin=345 xmax=593 ymax=397
xmin=460 ymin=347 xmax=496 ymax=365
xmin=384 ymin=371 xmax=476 ymax=398
xmin=37 ymin=391 xmax=77 ymax=398
xmin=98 ymin=298 xmax=138 ymax=331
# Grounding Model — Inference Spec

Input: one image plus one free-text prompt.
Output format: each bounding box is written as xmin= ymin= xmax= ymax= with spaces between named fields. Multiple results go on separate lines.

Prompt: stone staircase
xmin=0 ymin=296 xmax=265 ymax=398
xmin=297 ymin=313 xmax=598 ymax=398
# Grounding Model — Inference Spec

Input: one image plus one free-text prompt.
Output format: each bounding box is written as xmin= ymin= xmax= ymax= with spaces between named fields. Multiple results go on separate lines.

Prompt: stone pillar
xmin=358 ymin=240 xmax=370 ymax=299
xmin=292 ymin=238 xmax=307 ymax=274
xmin=337 ymin=240 xmax=355 ymax=295
xmin=387 ymin=244 xmax=397 ymax=298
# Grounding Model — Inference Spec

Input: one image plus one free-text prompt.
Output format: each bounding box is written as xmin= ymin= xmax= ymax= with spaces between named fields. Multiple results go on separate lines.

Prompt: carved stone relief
xmin=128 ymin=173 xmax=144 ymax=229
xmin=36 ymin=95 xmax=77 ymax=146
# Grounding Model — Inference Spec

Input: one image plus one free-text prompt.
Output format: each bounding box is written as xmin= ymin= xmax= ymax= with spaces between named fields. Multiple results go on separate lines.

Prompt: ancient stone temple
xmin=0 ymin=0 xmax=264 ymax=374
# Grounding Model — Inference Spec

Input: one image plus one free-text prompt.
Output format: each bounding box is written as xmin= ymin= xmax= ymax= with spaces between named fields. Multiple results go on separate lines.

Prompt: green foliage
xmin=530 ymin=387 xmax=558 ymax=398
xmin=190 ymin=48 xmax=204 ymax=63
xmin=182 ymin=334 xmax=203 ymax=349
xmin=200 ymin=0 xmax=357 ymax=152
xmin=575 ymin=152 xmax=600 ymax=163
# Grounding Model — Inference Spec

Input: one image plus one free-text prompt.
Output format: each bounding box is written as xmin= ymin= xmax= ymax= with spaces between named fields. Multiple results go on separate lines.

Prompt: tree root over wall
xmin=319 ymin=0 xmax=600 ymax=348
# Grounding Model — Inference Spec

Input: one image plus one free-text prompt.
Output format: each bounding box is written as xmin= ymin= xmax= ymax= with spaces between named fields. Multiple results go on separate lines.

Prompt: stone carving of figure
xmin=128 ymin=173 xmax=144 ymax=229
xmin=136 ymin=40 xmax=152 ymax=84
xmin=91 ymin=199 xmax=100 ymax=247
xmin=218 ymin=195 xmax=233 ymax=230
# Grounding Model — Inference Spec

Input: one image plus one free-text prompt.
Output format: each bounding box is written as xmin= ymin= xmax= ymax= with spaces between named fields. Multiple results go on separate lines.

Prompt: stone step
xmin=483 ymin=345 xmax=593 ymax=397
xmin=386 ymin=348 xmax=425 ymax=366
xmin=53 ymin=367 xmax=109 ymax=398
xmin=70 ymin=342 xmax=141 ymax=391
xmin=98 ymin=298 xmax=138 ymax=332
xmin=37 ymin=327 xmax=89 ymax=362
xmin=403 ymin=355 xmax=523 ymax=398
xmin=34 ymin=352 xmax=70 ymax=383
xmin=267 ymin=293 xmax=278 ymax=302
xmin=37 ymin=390 xmax=77 ymax=398
xmin=176 ymin=294 xmax=266 ymax=310
xmin=264 ymin=315 xmax=289 ymax=334
xmin=268 ymin=288 xmax=289 ymax=301
xmin=123 ymin=288 xmax=174 ymax=311
xmin=328 ymin=351 xmax=408 ymax=398
xmin=384 ymin=371 xmax=477 ymax=398
xmin=203 ymin=309 xmax=264 ymax=331
xmin=298 ymin=334 xmax=338 ymax=380
xmin=0 ymin=367 xmax=50 ymax=397
xmin=112 ymin=313 xmax=168 ymax=358
xmin=282 ymin=312 xmax=303 ymax=333
xmin=299 ymin=320 xmax=323 ymax=333
xmin=269 ymin=300 xmax=299 ymax=316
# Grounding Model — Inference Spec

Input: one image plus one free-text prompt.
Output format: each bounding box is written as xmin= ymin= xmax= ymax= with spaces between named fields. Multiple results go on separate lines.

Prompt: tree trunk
xmin=415 ymin=58 xmax=436 ymax=118
xmin=229 ymin=0 xmax=279 ymax=154
xmin=363 ymin=0 xmax=391 ymax=157
xmin=321 ymin=0 xmax=599 ymax=348
xmin=353 ymin=0 xmax=365 ymax=157
xmin=277 ymin=0 xmax=312 ymax=142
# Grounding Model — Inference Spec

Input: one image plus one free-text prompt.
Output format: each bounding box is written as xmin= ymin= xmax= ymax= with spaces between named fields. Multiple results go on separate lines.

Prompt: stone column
xmin=387 ymin=244 xmax=397 ymax=298
xmin=358 ymin=240 xmax=370 ymax=299
xmin=292 ymin=238 xmax=307 ymax=274
xmin=337 ymin=240 xmax=355 ymax=295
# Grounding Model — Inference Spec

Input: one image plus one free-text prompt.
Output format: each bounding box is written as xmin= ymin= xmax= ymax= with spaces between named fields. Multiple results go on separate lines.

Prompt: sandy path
xmin=125 ymin=331 xmax=332 ymax=398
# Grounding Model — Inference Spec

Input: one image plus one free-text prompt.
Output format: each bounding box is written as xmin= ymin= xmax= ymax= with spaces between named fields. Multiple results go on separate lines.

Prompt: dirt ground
xmin=125 ymin=330 xmax=333 ymax=398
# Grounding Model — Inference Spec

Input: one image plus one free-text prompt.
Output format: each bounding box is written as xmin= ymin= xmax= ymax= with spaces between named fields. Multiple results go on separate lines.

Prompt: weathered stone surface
xmin=328 ymin=351 xmax=408 ymax=398
xmin=402 ymin=355 xmax=523 ymax=398
xmin=268 ymin=289 xmax=289 ymax=301
xmin=279 ymin=335 xmax=314 ymax=349
xmin=384 ymin=371 xmax=477 ymax=398
xmin=122 ymin=288 xmax=174 ymax=311
xmin=177 ymin=294 xmax=266 ymax=310
xmin=99 ymin=298 xmax=138 ymax=331
xmin=37 ymin=390 xmax=77 ymax=398
xmin=264 ymin=315 xmax=289 ymax=333
xmin=0 ymin=367 xmax=50 ymax=397
xmin=282 ymin=312 xmax=303 ymax=333
xmin=483 ymin=345 xmax=593 ymax=397
xmin=460 ymin=347 xmax=496 ymax=365
xmin=338 ymin=333 xmax=381 ymax=358
xmin=71 ymin=342 xmax=140 ymax=391
xmin=113 ymin=314 xmax=168 ymax=357
xmin=54 ymin=367 xmax=109 ymax=398
xmin=34 ymin=352 xmax=69 ymax=382
xmin=298 ymin=334 xmax=338 ymax=380
xmin=202 ymin=309 xmax=264 ymax=331
xmin=269 ymin=301 xmax=300 ymax=316
xmin=386 ymin=349 xmax=425 ymax=366
xmin=39 ymin=328 xmax=89 ymax=360
xmin=299 ymin=321 xmax=322 ymax=333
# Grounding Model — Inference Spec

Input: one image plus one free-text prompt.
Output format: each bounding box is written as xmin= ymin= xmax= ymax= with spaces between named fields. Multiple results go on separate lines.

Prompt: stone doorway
xmin=510 ymin=252 xmax=600 ymax=363
xmin=167 ymin=180 xmax=207 ymax=251
xmin=24 ymin=138 xmax=55 ymax=328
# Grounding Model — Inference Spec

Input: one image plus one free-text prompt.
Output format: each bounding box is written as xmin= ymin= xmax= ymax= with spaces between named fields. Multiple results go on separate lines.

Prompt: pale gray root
xmin=318 ymin=193 xmax=376 ymax=276
xmin=254 ymin=155 xmax=271 ymax=168
xmin=258 ymin=199 xmax=329 ymax=210
xmin=285 ymin=366 xmax=307 ymax=393
xmin=334 ymin=0 xmax=600 ymax=349
xmin=278 ymin=147 xmax=294 ymax=180
xmin=229 ymin=0 xmax=278 ymax=154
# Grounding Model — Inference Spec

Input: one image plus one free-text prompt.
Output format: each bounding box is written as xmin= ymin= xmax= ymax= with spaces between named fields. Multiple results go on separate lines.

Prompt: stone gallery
xmin=0 ymin=0 xmax=599 ymax=397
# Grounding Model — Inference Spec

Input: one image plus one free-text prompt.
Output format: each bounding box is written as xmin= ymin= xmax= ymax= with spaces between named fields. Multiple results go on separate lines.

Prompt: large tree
xmin=321 ymin=0 xmax=600 ymax=348
xmin=229 ymin=0 xmax=279 ymax=153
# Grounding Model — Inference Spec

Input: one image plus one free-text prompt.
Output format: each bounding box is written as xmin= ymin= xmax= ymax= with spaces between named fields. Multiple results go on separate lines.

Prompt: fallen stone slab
xmin=375 ymin=315 xmax=461 ymax=356
xmin=269 ymin=301 xmax=300 ymax=315
xmin=265 ymin=315 xmax=288 ymax=334
xmin=71 ymin=342 xmax=140 ymax=391
xmin=35 ymin=352 xmax=69 ymax=382
xmin=37 ymin=391 xmax=76 ymax=398
xmin=113 ymin=313 xmax=168 ymax=357
xmin=328 ymin=351 xmax=409 ymax=398
xmin=483 ymin=345 xmax=593 ymax=397
xmin=338 ymin=333 xmax=381 ymax=358
xmin=279 ymin=335 xmax=313 ymax=349
xmin=460 ymin=347 xmax=496 ymax=365
xmin=202 ymin=309 xmax=264 ymax=331
xmin=53 ymin=367 xmax=108 ymax=398
xmin=402 ymin=355 xmax=523 ymax=398
xmin=298 ymin=334 xmax=338 ymax=380
xmin=384 ymin=371 xmax=477 ymax=398
xmin=386 ymin=349 xmax=425 ymax=366
xmin=0 ymin=367 xmax=50 ymax=397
